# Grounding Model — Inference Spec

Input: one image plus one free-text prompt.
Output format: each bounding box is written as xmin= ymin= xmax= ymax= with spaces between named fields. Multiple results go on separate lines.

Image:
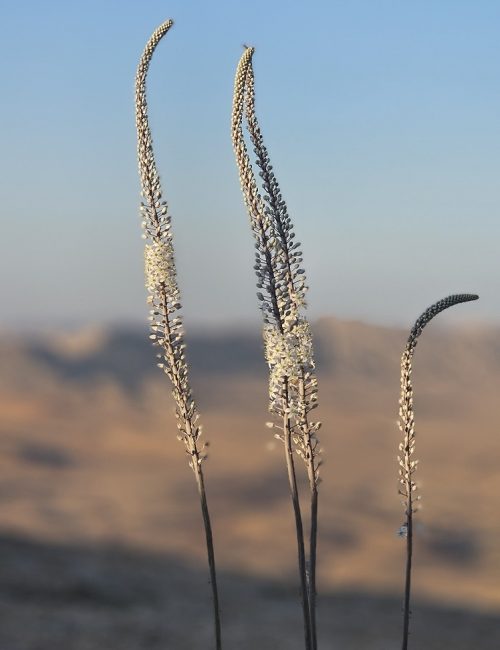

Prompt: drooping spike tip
xmin=408 ymin=293 xmax=479 ymax=345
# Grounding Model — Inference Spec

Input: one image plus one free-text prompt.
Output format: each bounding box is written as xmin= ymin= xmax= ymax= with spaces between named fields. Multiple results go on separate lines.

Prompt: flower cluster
xmin=135 ymin=19 xmax=203 ymax=469
xmin=397 ymin=293 xmax=479 ymax=522
xmin=231 ymin=47 xmax=321 ymax=483
xmin=144 ymin=241 xmax=177 ymax=293
xmin=397 ymin=347 xmax=418 ymax=514
xmin=264 ymin=319 xmax=315 ymax=414
xmin=243 ymin=61 xmax=308 ymax=322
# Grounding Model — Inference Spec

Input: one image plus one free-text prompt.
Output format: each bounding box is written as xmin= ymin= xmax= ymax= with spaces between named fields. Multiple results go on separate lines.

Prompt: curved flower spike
xmin=135 ymin=20 xmax=222 ymax=650
xmin=398 ymin=293 xmax=478 ymax=650
xmin=231 ymin=47 xmax=322 ymax=650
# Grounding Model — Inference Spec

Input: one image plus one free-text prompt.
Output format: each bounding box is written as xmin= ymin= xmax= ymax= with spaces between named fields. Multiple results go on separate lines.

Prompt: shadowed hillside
xmin=1 ymin=533 xmax=499 ymax=650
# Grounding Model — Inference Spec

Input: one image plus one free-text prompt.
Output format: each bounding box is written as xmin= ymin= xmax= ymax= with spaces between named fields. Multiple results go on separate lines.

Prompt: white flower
xmin=144 ymin=241 xmax=177 ymax=294
xmin=263 ymin=318 xmax=316 ymax=415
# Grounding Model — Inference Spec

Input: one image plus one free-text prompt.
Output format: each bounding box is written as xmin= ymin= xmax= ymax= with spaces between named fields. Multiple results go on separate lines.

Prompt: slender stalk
xmin=307 ymin=469 xmax=319 ymax=649
xmin=284 ymin=392 xmax=313 ymax=650
xmin=193 ymin=454 xmax=222 ymax=650
xmin=401 ymin=509 xmax=413 ymax=650
xmin=397 ymin=293 xmax=478 ymax=649
xmin=298 ymin=372 xmax=320 ymax=650
xmin=135 ymin=20 xmax=222 ymax=649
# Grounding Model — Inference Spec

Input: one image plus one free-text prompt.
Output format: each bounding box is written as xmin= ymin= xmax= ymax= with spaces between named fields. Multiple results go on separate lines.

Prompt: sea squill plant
xmin=231 ymin=47 xmax=322 ymax=650
xmin=135 ymin=20 xmax=222 ymax=649
xmin=397 ymin=293 xmax=478 ymax=650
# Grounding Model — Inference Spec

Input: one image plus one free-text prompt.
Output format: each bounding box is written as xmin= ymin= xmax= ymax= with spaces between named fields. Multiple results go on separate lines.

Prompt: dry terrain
xmin=0 ymin=317 xmax=499 ymax=648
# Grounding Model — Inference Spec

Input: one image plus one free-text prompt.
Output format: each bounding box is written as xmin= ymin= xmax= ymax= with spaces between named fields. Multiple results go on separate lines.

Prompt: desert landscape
xmin=1 ymin=317 xmax=499 ymax=648
xmin=1 ymin=2 xmax=498 ymax=648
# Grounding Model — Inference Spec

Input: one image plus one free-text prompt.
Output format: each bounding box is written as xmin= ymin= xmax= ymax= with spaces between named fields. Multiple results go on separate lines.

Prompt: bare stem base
xmin=284 ymin=415 xmax=312 ymax=650
xmin=401 ymin=510 xmax=413 ymax=650
xmin=194 ymin=464 xmax=222 ymax=650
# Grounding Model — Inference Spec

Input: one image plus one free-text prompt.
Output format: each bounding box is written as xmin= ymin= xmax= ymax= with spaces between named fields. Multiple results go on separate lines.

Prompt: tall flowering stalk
xmin=232 ymin=47 xmax=322 ymax=650
xmin=397 ymin=293 xmax=478 ymax=650
xmin=135 ymin=20 xmax=222 ymax=650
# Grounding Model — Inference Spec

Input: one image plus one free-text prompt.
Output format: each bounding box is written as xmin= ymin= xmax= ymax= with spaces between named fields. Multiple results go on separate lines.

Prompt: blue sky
xmin=0 ymin=1 xmax=498 ymax=329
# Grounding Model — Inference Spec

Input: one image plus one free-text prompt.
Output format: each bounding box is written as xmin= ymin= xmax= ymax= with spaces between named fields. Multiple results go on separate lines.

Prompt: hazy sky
xmin=0 ymin=1 xmax=498 ymax=330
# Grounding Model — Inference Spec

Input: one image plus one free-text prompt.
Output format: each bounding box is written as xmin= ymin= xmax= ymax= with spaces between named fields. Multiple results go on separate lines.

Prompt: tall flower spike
xmin=232 ymin=47 xmax=321 ymax=650
xmin=242 ymin=56 xmax=322 ymax=500
xmin=234 ymin=51 xmax=321 ymax=461
xmin=135 ymin=20 xmax=222 ymax=650
xmin=136 ymin=18 xmax=199 ymax=474
xmin=397 ymin=293 xmax=478 ymax=650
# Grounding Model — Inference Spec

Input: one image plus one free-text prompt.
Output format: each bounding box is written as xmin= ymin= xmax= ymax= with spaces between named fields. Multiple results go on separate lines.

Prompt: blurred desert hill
xmin=0 ymin=316 xmax=499 ymax=647
xmin=2 ymin=315 xmax=499 ymax=391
